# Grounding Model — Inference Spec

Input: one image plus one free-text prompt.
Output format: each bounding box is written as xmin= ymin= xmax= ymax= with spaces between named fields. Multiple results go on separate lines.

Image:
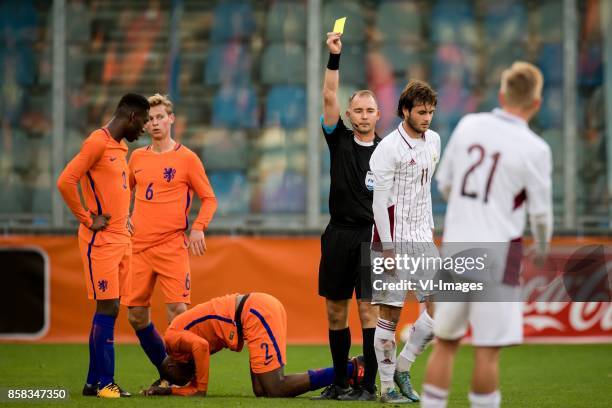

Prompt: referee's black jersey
xmin=322 ymin=117 xmax=381 ymax=227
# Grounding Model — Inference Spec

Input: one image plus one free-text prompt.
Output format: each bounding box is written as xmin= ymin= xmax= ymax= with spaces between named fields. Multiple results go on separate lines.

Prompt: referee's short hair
xmin=500 ymin=61 xmax=543 ymax=110
xmin=397 ymin=80 xmax=437 ymax=119
xmin=348 ymin=90 xmax=379 ymax=108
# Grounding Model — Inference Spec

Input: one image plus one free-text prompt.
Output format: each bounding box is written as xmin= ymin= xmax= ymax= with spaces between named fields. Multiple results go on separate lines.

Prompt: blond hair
xmin=348 ymin=90 xmax=378 ymax=108
xmin=500 ymin=62 xmax=543 ymax=110
xmin=147 ymin=93 xmax=174 ymax=114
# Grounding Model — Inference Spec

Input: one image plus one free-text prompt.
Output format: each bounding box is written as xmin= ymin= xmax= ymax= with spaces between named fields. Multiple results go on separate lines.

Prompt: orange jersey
xmin=128 ymin=143 xmax=217 ymax=252
xmin=164 ymin=293 xmax=287 ymax=395
xmin=57 ymin=128 xmax=131 ymax=245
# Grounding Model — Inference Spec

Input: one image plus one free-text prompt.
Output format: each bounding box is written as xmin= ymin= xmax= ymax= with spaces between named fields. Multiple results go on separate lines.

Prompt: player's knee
xmin=96 ymin=299 xmax=120 ymax=317
xmin=326 ymin=301 xmax=349 ymax=328
xmin=127 ymin=307 xmax=149 ymax=330
xmin=357 ymin=302 xmax=378 ymax=327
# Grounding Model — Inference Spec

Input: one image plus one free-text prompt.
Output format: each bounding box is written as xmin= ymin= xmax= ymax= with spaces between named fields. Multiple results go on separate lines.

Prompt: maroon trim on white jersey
xmin=372 ymin=205 xmax=395 ymax=250
xmin=513 ymin=188 xmax=527 ymax=210
xmin=503 ymin=237 xmax=523 ymax=286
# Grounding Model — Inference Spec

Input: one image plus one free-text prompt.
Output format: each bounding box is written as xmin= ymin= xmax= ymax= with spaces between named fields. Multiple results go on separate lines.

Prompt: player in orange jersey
xmin=142 ymin=293 xmax=364 ymax=398
xmin=123 ymin=94 xmax=217 ymax=380
xmin=57 ymin=93 xmax=150 ymax=399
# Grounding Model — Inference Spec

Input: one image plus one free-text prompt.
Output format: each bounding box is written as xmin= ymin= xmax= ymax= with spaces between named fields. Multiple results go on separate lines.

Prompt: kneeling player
xmin=144 ymin=292 xmax=362 ymax=397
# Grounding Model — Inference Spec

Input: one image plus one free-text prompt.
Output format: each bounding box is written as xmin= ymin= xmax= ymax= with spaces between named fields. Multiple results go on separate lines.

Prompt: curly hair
xmin=397 ymin=80 xmax=437 ymax=119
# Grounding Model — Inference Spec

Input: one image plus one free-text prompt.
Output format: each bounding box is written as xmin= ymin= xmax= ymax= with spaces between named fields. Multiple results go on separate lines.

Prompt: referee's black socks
xmin=329 ymin=327 xmax=351 ymax=387
xmin=362 ymin=327 xmax=377 ymax=393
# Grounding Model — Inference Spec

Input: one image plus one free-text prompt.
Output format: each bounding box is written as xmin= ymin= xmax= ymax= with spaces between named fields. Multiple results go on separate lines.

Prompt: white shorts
xmin=371 ymin=242 xmax=439 ymax=306
xmin=433 ymin=301 xmax=523 ymax=347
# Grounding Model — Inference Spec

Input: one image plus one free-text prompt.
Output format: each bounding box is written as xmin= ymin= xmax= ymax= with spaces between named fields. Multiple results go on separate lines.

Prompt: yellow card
xmin=333 ymin=17 xmax=346 ymax=34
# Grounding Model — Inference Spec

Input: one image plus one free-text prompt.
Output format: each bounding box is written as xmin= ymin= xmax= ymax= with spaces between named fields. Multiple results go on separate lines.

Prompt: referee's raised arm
xmin=322 ymin=32 xmax=342 ymax=127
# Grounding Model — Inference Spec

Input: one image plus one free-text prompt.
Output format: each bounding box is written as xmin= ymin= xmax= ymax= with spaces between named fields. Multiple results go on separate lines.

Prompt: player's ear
xmin=169 ymin=112 xmax=175 ymax=125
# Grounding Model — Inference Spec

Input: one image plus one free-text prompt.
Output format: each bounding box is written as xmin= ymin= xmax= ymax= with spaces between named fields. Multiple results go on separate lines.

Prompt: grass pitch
xmin=0 ymin=343 xmax=610 ymax=407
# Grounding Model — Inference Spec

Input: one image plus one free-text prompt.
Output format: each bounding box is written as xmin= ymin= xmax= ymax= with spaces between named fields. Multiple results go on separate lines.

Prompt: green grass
xmin=0 ymin=343 xmax=610 ymax=407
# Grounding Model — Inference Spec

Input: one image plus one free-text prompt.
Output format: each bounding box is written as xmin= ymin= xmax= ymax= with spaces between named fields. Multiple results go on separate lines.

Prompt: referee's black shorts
xmin=318 ymin=222 xmax=372 ymax=301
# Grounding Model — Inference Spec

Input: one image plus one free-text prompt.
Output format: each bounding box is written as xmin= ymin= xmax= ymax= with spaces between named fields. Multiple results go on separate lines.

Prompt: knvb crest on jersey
xmin=98 ymin=279 xmax=109 ymax=292
xmin=163 ymin=167 xmax=176 ymax=182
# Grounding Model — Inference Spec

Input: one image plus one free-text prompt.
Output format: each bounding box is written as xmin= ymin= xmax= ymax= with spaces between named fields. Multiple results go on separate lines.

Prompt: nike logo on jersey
xmin=263 ymin=357 xmax=274 ymax=366
xmin=109 ymin=157 xmax=117 ymax=162
xmin=182 ymin=292 xmax=189 ymax=297
xmin=408 ymin=158 xmax=417 ymax=166
xmin=134 ymin=169 xmax=143 ymax=174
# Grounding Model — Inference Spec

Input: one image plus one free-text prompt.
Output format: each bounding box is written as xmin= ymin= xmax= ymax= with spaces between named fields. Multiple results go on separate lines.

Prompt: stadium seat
xmin=322 ymin=0 xmax=366 ymax=43
xmin=482 ymin=0 xmax=527 ymax=45
xmin=212 ymin=85 xmax=258 ymax=129
xmin=537 ymin=43 xmax=563 ymax=86
xmin=210 ymin=0 xmax=256 ymax=42
xmin=265 ymin=85 xmax=306 ymax=129
xmin=257 ymin=127 xmax=307 ymax=173
xmin=537 ymin=86 xmax=563 ymax=129
xmin=207 ymin=170 xmax=249 ymax=215
xmin=261 ymin=43 xmax=306 ymax=85
xmin=380 ymin=44 xmax=427 ymax=77
xmin=320 ymin=44 xmax=366 ymax=87
xmin=430 ymin=0 xmax=476 ymax=47
xmin=266 ymin=1 xmax=306 ymax=44
xmin=375 ymin=1 xmax=422 ymax=45
xmin=201 ymin=128 xmax=249 ymax=171
xmin=204 ymin=42 xmax=252 ymax=86
xmin=536 ymin=0 xmax=563 ymax=43
xmin=255 ymin=169 xmax=306 ymax=214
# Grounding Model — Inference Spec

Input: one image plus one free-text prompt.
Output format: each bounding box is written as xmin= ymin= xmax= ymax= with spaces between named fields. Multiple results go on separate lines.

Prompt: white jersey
xmin=370 ymin=123 xmax=441 ymax=244
xmin=436 ymin=108 xmax=552 ymax=242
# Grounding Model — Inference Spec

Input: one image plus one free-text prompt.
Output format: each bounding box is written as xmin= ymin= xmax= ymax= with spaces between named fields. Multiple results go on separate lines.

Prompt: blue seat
xmin=536 ymin=86 xmax=563 ymax=129
xmin=538 ymin=43 xmax=563 ymax=85
xmin=261 ymin=43 xmax=305 ymax=85
xmin=375 ymin=1 xmax=422 ymax=45
xmin=483 ymin=0 xmax=527 ymax=45
xmin=257 ymin=169 xmax=305 ymax=213
xmin=266 ymin=1 xmax=306 ymax=43
xmin=201 ymin=128 xmax=249 ymax=170
xmin=212 ymin=85 xmax=258 ymax=129
xmin=322 ymin=1 xmax=366 ymax=43
xmin=205 ymin=42 xmax=251 ymax=86
xmin=207 ymin=170 xmax=249 ymax=215
xmin=265 ymin=86 xmax=306 ymax=129
xmin=321 ymin=44 xmax=366 ymax=86
xmin=210 ymin=1 xmax=255 ymax=42
xmin=430 ymin=0 xmax=476 ymax=46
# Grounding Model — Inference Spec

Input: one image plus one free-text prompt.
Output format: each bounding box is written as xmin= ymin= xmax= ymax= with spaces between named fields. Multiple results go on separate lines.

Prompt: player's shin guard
xmin=92 ymin=313 xmax=116 ymax=387
xmin=374 ymin=318 xmax=397 ymax=392
xmin=86 ymin=323 xmax=98 ymax=385
xmin=397 ymin=310 xmax=434 ymax=372
xmin=135 ymin=323 xmax=167 ymax=373
xmin=421 ymin=384 xmax=449 ymax=408
xmin=468 ymin=390 xmax=501 ymax=408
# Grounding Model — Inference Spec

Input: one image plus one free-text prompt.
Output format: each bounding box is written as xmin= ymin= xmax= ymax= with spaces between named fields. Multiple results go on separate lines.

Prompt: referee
xmin=313 ymin=31 xmax=380 ymax=401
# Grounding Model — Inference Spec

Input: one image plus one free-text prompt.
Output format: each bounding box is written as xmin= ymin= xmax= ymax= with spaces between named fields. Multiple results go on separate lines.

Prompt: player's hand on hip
xmin=188 ymin=229 xmax=207 ymax=256
xmin=326 ymin=32 xmax=342 ymax=54
xmin=89 ymin=213 xmax=110 ymax=231
xmin=126 ymin=216 xmax=135 ymax=236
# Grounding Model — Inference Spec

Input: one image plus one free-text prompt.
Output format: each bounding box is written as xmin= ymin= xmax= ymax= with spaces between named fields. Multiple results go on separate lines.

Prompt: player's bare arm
xmin=322 ymin=32 xmax=342 ymax=126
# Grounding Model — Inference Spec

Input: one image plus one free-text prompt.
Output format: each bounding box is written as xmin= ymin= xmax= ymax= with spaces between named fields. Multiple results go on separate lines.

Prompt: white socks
xmin=374 ymin=318 xmax=397 ymax=392
xmin=468 ymin=390 xmax=501 ymax=408
xmin=421 ymin=384 xmax=449 ymax=408
xmin=398 ymin=310 xmax=435 ymax=372
xmin=421 ymin=387 xmax=501 ymax=408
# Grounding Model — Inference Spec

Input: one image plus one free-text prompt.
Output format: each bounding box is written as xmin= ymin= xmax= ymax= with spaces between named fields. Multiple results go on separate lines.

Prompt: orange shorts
xmin=123 ymin=234 xmax=191 ymax=307
xmin=242 ymin=293 xmax=287 ymax=374
xmin=78 ymin=237 xmax=131 ymax=300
